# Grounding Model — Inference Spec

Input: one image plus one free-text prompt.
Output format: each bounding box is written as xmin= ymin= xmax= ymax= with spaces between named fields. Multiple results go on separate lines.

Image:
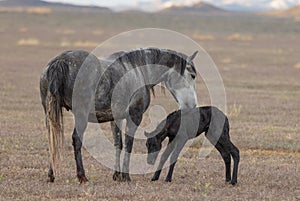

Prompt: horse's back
xmin=40 ymin=50 xmax=100 ymax=111
xmin=165 ymin=106 xmax=227 ymax=139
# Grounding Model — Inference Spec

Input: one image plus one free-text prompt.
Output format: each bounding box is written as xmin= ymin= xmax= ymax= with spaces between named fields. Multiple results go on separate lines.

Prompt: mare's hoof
xmin=151 ymin=177 xmax=158 ymax=182
xmin=225 ymin=179 xmax=231 ymax=184
xmin=48 ymin=175 xmax=55 ymax=183
xmin=165 ymin=178 xmax=172 ymax=182
xmin=230 ymin=181 xmax=237 ymax=186
xmin=78 ymin=174 xmax=88 ymax=184
xmin=121 ymin=173 xmax=131 ymax=182
xmin=113 ymin=171 xmax=122 ymax=181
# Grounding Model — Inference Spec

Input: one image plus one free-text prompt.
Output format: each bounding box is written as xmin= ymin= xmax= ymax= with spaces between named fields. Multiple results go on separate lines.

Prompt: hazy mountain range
xmin=0 ymin=0 xmax=111 ymax=12
xmin=159 ymin=2 xmax=226 ymax=14
xmin=268 ymin=4 xmax=300 ymax=20
xmin=0 ymin=0 xmax=299 ymax=18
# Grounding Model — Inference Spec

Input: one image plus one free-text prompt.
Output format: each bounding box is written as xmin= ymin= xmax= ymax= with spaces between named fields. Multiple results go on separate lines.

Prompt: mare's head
xmin=163 ymin=51 xmax=198 ymax=109
xmin=145 ymin=131 xmax=162 ymax=165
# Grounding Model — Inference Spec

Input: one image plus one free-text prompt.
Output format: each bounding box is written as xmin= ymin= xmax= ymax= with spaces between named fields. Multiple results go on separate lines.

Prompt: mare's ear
xmin=187 ymin=51 xmax=198 ymax=62
xmin=144 ymin=131 xmax=150 ymax=138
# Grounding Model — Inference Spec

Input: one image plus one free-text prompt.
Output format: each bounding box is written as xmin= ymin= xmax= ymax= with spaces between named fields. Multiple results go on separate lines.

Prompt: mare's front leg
xmin=121 ymin=118 xmax=140 ymax=181
xmin=165 ymin=140 xmax=186 ymax=182
xmin=111 ymin=120 xmax=123 ymax=181
xmin=121 ymin=88 xmax=149 ymax=181
xmin=151 ymin=140 xmax=176 ymax=181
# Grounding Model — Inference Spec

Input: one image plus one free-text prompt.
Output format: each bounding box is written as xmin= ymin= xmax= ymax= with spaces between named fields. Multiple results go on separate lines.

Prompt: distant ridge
xmin=119 ymin=9 xmax=146 ymax=14
xmin=268 ymin=5 xmax=300 ymax=21
xmin=159 ymin=2 xmax=227 ymax=15
xmin=0 ymin=0 xmax=111 ymax=12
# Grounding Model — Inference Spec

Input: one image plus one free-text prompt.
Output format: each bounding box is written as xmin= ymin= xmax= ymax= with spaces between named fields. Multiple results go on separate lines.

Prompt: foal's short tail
xmin=45 ymin=59 xmax=69 ymax=175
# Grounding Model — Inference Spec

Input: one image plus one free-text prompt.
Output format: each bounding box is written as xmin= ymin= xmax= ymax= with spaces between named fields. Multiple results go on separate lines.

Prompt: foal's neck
xmin=160 ymin=131 xmax=169 ymax=142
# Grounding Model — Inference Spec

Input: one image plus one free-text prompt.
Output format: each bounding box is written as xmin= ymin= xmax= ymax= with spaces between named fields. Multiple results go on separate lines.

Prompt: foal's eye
xmin=191 ymin=74 xmax=196 ymax=79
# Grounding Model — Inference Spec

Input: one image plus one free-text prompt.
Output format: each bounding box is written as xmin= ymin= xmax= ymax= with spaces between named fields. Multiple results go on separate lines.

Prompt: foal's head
xmin=145 ymin=131 xmax=162 ymax=165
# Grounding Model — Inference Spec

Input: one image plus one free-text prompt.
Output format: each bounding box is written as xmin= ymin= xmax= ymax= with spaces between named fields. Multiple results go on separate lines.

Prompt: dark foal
xmin=145 ymin=106 xmax=240 ymax=185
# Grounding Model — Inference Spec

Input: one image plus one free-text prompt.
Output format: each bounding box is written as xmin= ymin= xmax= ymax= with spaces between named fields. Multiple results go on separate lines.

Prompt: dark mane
xmin=112 ymin=47 xmax=189 ymax=73
xmin=107 ymin=48 xmax=191 ymax=97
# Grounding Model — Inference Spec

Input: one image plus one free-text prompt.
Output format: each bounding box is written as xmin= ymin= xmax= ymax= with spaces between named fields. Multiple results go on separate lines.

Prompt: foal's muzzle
xmin=147 ymin=152 xmax=158 ymax=165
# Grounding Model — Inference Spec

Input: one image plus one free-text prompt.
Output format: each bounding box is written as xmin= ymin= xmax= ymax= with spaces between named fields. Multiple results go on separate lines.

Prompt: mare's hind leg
xmin=48 ymin=164 xmax=55 ymax=182
xmin=111 ymin=120 xmax=123 ymax=181
xmin=215 ymin=142 xmax=231 ymax=183
xmin=72 ymin=126 xmax=88 ymax=183
xmin=42 ymin=101 xmax=55 ymax=182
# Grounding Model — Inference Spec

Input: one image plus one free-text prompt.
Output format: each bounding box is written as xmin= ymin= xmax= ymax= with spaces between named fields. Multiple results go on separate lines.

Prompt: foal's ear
xmin=188 ymin=51 xmax=198 ymax=62
xmin=144 ymin=131 xmax=150 ymax=138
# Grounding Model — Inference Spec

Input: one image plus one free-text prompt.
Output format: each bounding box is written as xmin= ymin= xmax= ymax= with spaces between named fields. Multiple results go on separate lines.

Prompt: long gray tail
xmin=45 ymin=59 xmax=69 ymax=175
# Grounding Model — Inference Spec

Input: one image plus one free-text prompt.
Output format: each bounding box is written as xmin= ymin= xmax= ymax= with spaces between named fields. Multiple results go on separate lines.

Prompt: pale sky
xmin=43 ymin=0 xmax=300 ymax=11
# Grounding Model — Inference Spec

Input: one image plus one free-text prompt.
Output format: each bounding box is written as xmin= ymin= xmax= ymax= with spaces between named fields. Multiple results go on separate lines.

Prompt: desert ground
xmin=0 ymin=10 xmax=300 ymax=200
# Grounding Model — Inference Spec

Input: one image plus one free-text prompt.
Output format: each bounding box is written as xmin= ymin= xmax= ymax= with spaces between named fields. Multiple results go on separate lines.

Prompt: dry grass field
xmin=0 ymin=10 xmax=300 ymax=200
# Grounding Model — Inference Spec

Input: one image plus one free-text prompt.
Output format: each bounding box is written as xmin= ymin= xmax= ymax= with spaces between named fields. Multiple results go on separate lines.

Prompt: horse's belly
xmin=88 ymin=109 xmax=126 ymax=123
xmin=88 ymin=109 xmax=113 ymax=123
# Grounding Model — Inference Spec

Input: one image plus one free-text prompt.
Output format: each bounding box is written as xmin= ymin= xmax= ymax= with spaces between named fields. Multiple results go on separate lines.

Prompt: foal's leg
xmin=215 ymin=142 xmax=231 ymax=183
xmin=151 ymin=140 xmax=176 ymax=181
xmin=165 ymin=140 xmax=186 ymax=182
xmin=229 ymin=141 xmax=240 ymax=185
xmin=111 ymin=120 xmax=123 ymax=181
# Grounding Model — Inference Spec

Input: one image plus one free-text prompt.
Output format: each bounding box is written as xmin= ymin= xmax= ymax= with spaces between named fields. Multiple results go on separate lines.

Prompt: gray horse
xmin=40 ymin=47 xmax=198 ymax=183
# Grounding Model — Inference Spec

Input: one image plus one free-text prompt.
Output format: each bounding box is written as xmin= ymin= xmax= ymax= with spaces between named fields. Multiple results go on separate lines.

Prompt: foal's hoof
xmin=121 ymin=173 xmax=131 ymax=182
xmin=230 ymin=181 xmax=237 ymax=186
xmin=113 ymin=171 xmax=122 ymax=181
xmin=78 ymin=175 xmax=88 ymax=184
xmin=151 ymin=177 xmax=158 ymax=182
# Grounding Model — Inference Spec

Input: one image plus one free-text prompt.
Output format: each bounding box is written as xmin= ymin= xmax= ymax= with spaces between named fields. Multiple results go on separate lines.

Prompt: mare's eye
xmin=191 ymin=74 xmax=196 ymax=79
